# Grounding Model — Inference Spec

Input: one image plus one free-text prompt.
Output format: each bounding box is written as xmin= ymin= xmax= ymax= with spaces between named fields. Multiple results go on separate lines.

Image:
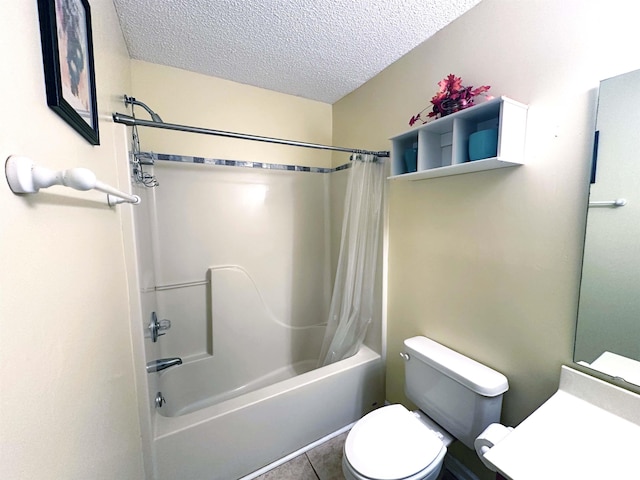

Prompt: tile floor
xmin=252 ymin=431 xmax=460 ymax=480
xmin=253 ymin=432 xmax=347 ymax=480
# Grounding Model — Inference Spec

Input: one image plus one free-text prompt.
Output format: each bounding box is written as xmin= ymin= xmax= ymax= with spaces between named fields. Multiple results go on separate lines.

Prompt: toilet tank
xmin=402 ymin=336 xmax=508 ymax=449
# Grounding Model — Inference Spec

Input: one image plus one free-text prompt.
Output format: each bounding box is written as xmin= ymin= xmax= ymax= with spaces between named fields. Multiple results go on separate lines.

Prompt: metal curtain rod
xmin=112 ymin=113 xmax=390 ymax=157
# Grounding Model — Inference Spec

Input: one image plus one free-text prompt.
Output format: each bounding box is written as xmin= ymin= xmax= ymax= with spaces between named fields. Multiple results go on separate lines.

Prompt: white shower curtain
xmin=318 ymin=154 xmax=385 ymax=366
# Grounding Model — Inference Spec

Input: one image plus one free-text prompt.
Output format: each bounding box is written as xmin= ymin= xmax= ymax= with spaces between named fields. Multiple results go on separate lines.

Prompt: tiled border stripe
xmin=139 ymin=152 xmax=351 ymax=173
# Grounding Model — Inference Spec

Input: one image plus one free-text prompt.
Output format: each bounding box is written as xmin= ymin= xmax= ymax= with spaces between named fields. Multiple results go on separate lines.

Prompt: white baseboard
xmin=239 ymin=423 xmax=355 ymax=480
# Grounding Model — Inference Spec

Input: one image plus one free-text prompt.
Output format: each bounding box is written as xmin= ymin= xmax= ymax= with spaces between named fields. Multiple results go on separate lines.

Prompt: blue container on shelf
xmin=468 ymin=128 xmax=498 ymax=161
xmin=403 ymin=143 xmax=418 ymax=173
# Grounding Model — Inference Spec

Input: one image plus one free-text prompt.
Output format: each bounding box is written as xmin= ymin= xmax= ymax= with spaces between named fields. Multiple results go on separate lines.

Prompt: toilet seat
xmin=344 ymin=404 xmax=446 ymax=480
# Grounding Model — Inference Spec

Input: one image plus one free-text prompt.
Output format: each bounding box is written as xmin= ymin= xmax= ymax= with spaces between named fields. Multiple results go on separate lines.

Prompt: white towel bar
xmin=4 ymin=155 xmax=140 ymax=206
xmin=588 ymin=198 xmax=627 ymax=207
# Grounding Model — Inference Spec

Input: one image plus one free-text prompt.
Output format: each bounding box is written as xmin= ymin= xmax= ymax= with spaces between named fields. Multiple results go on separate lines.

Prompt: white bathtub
xmin=153 ymin=345 xmax=384 ymax=480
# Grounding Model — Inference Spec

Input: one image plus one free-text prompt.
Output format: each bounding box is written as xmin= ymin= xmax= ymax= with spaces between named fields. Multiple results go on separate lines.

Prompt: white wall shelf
xmin=389 ymin=96 xmax=528 ymax=181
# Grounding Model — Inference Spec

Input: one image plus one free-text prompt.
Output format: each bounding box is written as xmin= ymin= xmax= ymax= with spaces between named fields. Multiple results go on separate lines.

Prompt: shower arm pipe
xmin=124 ymin=95 xmax=163 ymax=123
xmin=112 ymin=113 xmax=390 ymax=158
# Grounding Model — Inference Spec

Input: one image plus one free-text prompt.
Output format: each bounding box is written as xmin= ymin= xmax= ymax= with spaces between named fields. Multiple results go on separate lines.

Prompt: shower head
xmin=123 ymin=95 xmax=163 ymax=123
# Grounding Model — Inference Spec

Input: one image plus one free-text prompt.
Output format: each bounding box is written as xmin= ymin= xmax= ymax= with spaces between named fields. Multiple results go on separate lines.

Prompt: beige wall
xmin=334 ymin=0 xmax=640 ymax=475
xmin=130 ymin=61 xmax=333 ymax=168
xmin=0 ymin=1 xmax=146 ymax=479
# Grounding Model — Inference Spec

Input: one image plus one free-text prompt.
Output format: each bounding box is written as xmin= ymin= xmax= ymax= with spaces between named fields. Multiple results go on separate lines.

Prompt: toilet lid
xmin=345 ymin=404 xmax=444 ymax=480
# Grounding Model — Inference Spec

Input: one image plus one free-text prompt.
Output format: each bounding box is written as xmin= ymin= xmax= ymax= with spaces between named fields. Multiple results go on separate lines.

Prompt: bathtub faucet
xmin=146 ymin=357 xmax=182 ymax=373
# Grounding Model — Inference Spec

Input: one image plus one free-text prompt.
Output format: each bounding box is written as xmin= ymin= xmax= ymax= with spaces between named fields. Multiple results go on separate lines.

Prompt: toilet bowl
xmin=342 ymin=405 xmax=450 ymax=480
xmin=342 ymin=336 xmax=509 ymax=480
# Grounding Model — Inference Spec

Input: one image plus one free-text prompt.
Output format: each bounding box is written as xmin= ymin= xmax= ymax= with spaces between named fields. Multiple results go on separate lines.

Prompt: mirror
xmin=574 ymin=68 xmax=640 ymax=387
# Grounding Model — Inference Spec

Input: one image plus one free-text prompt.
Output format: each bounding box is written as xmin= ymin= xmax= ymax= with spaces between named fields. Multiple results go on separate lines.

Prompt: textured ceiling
xmin=112 ymin=0 xmax=481 ymax=104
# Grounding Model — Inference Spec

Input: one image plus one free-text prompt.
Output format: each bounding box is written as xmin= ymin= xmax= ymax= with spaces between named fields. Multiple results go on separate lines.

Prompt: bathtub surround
xmin=132 ymin=138 xmax=385 ymax=477
xmin=145 ymin=163 xmax=332 ymax=361
xmin=126 ymin=59 xmax=390 ymax=476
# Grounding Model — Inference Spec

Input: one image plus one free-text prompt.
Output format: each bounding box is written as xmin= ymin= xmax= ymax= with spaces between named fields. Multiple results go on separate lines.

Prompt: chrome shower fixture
xmin=122 ymin=94 xmax=159 ymax=188
xmin=123 ymin=94 xmax=163 ymax=123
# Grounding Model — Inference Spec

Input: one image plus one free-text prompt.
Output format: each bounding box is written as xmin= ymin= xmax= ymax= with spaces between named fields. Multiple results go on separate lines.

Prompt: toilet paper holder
xmin=474 ymin=423 xmax=514 ymax=472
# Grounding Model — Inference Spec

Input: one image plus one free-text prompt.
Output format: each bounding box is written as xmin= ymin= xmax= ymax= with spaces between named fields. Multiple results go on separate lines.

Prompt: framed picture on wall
xmin=37 ymin=0 xmax=99 ymax=145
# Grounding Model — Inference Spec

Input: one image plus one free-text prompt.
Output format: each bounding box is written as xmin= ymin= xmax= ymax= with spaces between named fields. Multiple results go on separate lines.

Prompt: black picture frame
xmin=37 ymin=0 xmax=99 ymax=145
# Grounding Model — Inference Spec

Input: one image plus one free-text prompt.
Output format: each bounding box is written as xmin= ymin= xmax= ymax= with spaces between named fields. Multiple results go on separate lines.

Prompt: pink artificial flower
xmin=408 ymin=75 xmax=491 ymax=125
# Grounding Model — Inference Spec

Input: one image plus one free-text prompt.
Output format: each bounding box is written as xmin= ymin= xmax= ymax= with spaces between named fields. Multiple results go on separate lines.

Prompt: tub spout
xmin=146 ymin=357 xmax=182 ymax=373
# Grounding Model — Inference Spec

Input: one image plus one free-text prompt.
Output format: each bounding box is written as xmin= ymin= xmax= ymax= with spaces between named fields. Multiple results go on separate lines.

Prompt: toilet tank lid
xmin=404 ymin=336 xmax=509 ymax=397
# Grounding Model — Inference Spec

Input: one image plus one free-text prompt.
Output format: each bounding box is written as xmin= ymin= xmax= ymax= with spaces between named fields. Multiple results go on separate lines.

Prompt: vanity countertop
xmin=484 ymin=366 xmax=640 ymax=479
xmin=587 ymin=351 xmax=640 ymax=386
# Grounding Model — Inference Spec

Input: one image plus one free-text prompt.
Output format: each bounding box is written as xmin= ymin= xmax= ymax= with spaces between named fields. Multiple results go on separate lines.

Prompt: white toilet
xmin=343 ymin=336 xmax=509 ymax=480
